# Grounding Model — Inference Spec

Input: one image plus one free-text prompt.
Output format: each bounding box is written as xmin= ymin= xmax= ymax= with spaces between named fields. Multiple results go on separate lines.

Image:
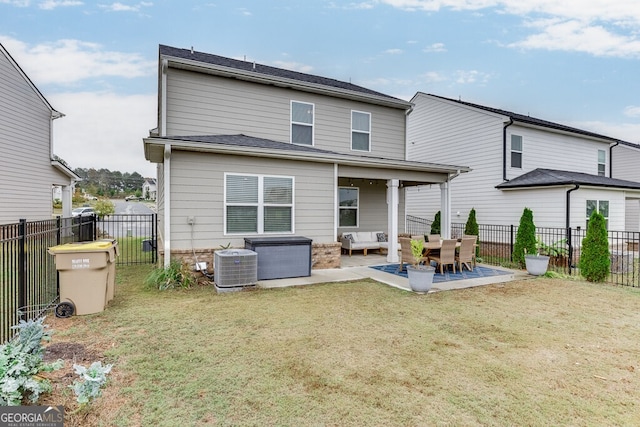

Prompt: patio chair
xmin=456 ymin=237 xmax=477 ymax=272
xmin=463 ymin=234 xmax=478 ymax=267
xmin=399 ymin=237 xmax=427 ymax=272
xmin=427 ymin=234 xmax=440 ymax=242
xmin=428 ymin=239 xmax=457 ymax=274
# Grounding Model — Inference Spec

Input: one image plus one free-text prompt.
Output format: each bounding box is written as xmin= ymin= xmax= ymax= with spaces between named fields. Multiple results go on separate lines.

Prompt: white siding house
xmin=142 ymin=178 xmax=157 ymax=200
xmin=611 ymin=141 xmax=640 ymax=232
xmin=406 ymin=92 xmax=640 ymax=231
xmin=0 ymin=42 xmax=78 ymax=224
xmin=143 ymin=46 xmax=470 ymax=268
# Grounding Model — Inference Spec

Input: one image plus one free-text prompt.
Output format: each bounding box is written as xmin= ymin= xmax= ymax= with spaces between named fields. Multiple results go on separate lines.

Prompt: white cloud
xmin=421 ymin=71 xmax=447 ymax=83
xmin=38 ymin=0 xmax=83 ymax=9
xmin=423 ymin=42 xmax=446 ymax=52
xmin=271 ymin=61 xmax=314 ymax=73
xmin=573 ymin=120 xmax=640 ymax=144
xmin=379 ymin=0 xmax=640 ymax=57
xmin=0 ymin=36 xmax=155 ymax=85
xmin=98 ymin=1 xmax=152 ymax=12
xmin=329 ymin=1 xmax=375 ymax=10
xmin=624 ymin=106 xmax=640 ymax=118
xmin=384 ymin=48 xmax=404 ymax=54
xmin=454 ymin=69 xmax=491 ymax=84
xmin=51 ymin=92 xmax=157 ymax=175
xmin=0 ymin=0 xmax=30 ymax=6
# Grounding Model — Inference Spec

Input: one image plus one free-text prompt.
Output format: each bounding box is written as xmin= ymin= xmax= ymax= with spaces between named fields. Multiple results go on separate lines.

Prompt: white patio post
xmin=386 ymin=179 xmax=399 ymax=262
xmin=440 ymin=181 xmax=451 ymax=239
xmin=61 ymin=185 xmax=72 ymax=218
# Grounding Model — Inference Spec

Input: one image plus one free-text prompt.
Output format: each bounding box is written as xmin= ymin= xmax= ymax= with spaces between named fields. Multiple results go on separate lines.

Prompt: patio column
xmin=60 ymin=184 xmax=72 ymax=218
xmin=386 ymin=179 xmax=399 ymax=263
xmin=440 ymin=181 xmax=451 ymax=239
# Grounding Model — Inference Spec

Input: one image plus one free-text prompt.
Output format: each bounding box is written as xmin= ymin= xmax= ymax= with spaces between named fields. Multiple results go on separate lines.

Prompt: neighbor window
xmin=339 ymin=187 xmax=359 ymax=227
xmin=225 ymin=173 xmax=294 ymax=234
xmin=351 ymin=111 xmax=371 ymax=151
xmin=511 ymin=135 xmax=522 ymax=168
xmin=598 ymin=150 xmax=606 ymax=176
xmin=291 ymin=101 xmax=314 ymax=145
xmin=586 ymin=199 xmax=609 ymax=229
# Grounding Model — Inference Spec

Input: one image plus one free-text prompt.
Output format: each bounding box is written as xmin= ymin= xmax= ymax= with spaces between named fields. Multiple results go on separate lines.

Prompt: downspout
xmin=502 ymin=117 xmax=514 ymax=182
xmin=566 ymin=184 xmax=580 ymax=275
xmin=609 ymin=141 xmax=620 ymax=178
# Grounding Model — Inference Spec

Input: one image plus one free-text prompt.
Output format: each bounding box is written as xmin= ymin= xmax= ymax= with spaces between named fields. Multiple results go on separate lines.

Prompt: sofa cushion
xmin=342 ymin=233 xmax=355 ymax=243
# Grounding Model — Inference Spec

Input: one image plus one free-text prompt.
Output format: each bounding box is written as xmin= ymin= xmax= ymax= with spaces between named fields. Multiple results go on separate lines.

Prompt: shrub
xmin=580 ymin=211 xmax=610 ymax=282
xmin=430 ymin=211 xmax=441 ymax=235
xmin=145 ymin=259 xmax=196 ymax=290
xmin=464 ymin=208 xmax=480 ymax=256
xmin=513 ymin=207 xmax=537 ymax=268
xmin=94 ymin=199 xmax=115 ymax=218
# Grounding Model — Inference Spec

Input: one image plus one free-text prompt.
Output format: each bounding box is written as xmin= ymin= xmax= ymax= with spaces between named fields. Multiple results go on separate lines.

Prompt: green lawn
xmin=45 ymin=265 xmax=640 ymax=426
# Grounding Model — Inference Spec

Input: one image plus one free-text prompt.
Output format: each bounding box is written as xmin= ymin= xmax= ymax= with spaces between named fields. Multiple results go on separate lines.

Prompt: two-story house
xmin=0 ymin=42 xmax=78 ymax=224
xmin=143 ymin=46 xmax=469 ymax=268
xmin=142 ymin=177 xmax=157 ymax=200
xmin=406 ymin=92 xmax=640 ymax=232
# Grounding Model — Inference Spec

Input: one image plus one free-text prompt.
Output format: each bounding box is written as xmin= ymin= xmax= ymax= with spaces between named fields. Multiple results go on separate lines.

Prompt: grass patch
xmin=43 ymin=266 xmax=640 ymax=426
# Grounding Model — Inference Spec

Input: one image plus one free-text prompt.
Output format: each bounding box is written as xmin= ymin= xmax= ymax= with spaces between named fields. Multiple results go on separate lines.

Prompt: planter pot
xmin=525 ymin=255 xmax=550 ymax=276
xmin=406 ymin=265 xmax=436 ymax=293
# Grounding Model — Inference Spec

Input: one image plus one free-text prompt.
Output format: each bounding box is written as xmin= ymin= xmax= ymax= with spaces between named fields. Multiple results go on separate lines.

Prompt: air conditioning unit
xmin=214 ymin=249 xmax=257 ymax=290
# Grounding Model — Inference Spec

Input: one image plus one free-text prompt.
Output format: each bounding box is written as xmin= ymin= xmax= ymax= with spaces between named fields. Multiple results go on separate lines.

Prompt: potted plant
xmin=406 ymin=239 xmax=436 ymax=293
xmin=524 ymin=237 xmax=551 ymax=276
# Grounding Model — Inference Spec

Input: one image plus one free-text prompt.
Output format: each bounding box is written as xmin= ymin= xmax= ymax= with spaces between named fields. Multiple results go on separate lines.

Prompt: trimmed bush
xmin=431 ymin=211 xmax=441 ymax=235
xmin=513 ymin=207 xmax=537 ymax=268
xmin=580 ymin=211 xmax=610 ymax=282
xmin=464 ymin=208 xmax=480 ymax=256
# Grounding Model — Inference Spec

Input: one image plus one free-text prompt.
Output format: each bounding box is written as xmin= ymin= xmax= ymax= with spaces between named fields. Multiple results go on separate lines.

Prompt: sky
xmin=1 ymin=0 xmax=639 ymax=178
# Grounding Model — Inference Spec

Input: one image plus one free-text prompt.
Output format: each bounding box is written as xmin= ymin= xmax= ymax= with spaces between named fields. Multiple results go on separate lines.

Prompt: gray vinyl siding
xmin=406 ymin=93 xmax=621 ymax=228
xmin=165 ymin=69 xmax=406 ymax=160
xmin=168 ymin=151 xmax=335 ymax=250
xmin=0 ymin=49 xmax=67 ymax=224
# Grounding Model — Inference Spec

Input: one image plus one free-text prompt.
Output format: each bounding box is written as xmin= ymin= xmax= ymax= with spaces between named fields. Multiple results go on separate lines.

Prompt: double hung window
xmin=511 ymin=135 xmax=523 ymax=169
xmin=597 ymin=150 xmax=606 ymax=176
xmin=586 ymin=199 xmax=609 ymax=229
xmin=351 ymin=111 xmax=371 ymax=151
xmin=225 ymin=174 xmax=294 ymax=234
xmin=339 ymin=187 xmax=359 ymax=227
xmin=291 ymin=101 xmax=314 ymax=146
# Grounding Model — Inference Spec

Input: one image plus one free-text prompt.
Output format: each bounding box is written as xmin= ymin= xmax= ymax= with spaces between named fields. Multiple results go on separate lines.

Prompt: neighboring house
xmin=406 ymin=92 xmax=640 ymax=232
xmin=143 ymin=45 xmax=469 ymax=268
xmin=0 ymin=42 xmax=78 ymax=224
xmin=611 ymin=141 xmax=640 ymax=232
xmin=142 ymin=178 xmax=157 ymax=200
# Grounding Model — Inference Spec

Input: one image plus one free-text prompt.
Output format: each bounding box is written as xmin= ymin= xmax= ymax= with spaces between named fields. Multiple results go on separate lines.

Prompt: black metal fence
xmin=406 ymin=215 xmax=640 ymax=287
xmin=0 ymin=213 xmax=157 ymax=343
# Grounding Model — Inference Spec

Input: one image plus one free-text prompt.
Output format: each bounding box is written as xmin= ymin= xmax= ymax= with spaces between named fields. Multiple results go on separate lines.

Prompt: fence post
xmin=56 ymin=216 xmax=61 ymax=245
xmin=509 ymin=224 xmax=514 ymax=262
xmin=18 ymin=219 xmax=27 ymax=320
xmin=152 ymin=213 xmax=158 ymax=264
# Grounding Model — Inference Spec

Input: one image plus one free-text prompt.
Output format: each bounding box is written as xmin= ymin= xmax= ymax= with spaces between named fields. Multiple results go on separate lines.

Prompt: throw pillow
xmin=377 ymin=232 xmax=387 ymax=242
xmin=343 ymin=233 xmax=354 ymax=243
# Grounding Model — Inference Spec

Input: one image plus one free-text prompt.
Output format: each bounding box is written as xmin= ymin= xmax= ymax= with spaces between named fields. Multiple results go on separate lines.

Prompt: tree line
xmin=74 ymin=167 xmax=147 ymax=198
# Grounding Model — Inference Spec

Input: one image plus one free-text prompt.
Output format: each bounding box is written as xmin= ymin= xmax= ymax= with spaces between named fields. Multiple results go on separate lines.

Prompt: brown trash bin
xmin=48 ymin=240 xmax=119 ymax=317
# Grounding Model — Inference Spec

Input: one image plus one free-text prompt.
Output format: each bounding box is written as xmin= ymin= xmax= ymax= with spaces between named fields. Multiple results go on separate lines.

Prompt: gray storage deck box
xmin=244 ymin=236 xmax=312 ymax=280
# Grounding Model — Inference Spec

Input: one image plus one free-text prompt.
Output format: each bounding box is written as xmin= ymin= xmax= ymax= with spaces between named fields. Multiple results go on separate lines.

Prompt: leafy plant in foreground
xmin=70 ymin=361 xmax=113 ymax=405
xmin=0 ymin=317 xmax=63 ymax=406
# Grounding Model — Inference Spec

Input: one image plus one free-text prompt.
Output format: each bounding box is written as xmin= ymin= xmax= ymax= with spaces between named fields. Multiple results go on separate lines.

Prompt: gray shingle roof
xmin=159 ymin=45 xmax=405 ymax=103
xmin=425 ymin=93 xmax=622 ymax=143
xmin=496 ymin=168 xmax=640 ymax=190
xmin=165 ymin=134 xmax=340 ymax=155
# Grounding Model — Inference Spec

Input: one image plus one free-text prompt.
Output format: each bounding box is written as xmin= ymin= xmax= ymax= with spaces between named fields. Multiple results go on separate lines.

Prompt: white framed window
xmin=586 ymin=199 xmax=609 ymax=229
xmin=339 ymin=187 xmax=359 ymax=227
xmin=597 ymin=149 xmax=606 ymax=176
xmin=351 ymin=110 xmax=371 ymax=152
xmin=511 ymin=135 xmax=522 ymax=169
xmin=291 ymin=101 xmax=314 ymax=146
xmin=225 ymin=173 xmax=294 ymax=234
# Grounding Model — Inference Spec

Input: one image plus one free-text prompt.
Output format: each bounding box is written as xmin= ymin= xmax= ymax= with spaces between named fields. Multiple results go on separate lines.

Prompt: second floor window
xmin=511 ymin=135 xmax=523 ymax=168
xmin=598 ymin=149 xmax=606 ymax=176
xmin=351 ymin=111 xmax=371 ymax=152
xmin=291 ymin=101 xmax=314 ymax=146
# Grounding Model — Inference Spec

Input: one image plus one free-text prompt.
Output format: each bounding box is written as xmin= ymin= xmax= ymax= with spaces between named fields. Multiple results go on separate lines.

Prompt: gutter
xmin=502 ymin=117 xmax=514 ymax=181
xmin=609 ymin=141 xmax=620 ymax=178
xmin=566 ymin=184 xmax=580 ymax=275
